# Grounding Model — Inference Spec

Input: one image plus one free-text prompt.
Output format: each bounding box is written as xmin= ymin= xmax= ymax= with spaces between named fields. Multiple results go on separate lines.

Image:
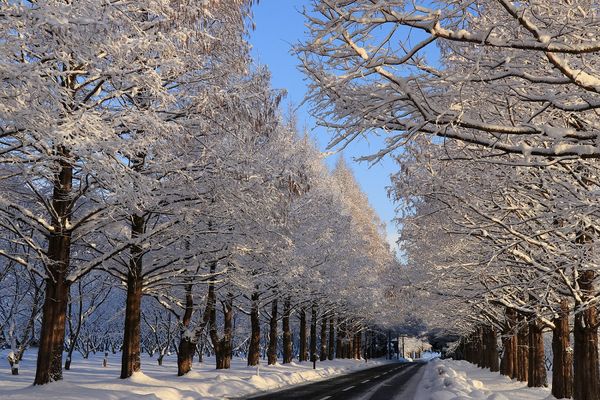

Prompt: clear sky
xmin=249 ymin=0 xmax=400 ymax=248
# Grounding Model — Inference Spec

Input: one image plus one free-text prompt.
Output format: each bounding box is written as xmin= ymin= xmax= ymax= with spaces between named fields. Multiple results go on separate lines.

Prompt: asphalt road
xmin=243 ymin=361 xmax=426 ymax=400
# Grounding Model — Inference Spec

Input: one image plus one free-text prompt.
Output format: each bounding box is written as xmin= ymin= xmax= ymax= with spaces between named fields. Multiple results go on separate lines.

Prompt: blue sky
xmin=249 ymin=0 xmax=400 ymax=248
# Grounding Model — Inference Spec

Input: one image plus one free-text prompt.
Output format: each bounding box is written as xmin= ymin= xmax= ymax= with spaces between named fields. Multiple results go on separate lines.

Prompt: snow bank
xmin=0 ymin=351 xmax=387 ymax=400
xmin=415 ymin=359 xmax=555 ymax=400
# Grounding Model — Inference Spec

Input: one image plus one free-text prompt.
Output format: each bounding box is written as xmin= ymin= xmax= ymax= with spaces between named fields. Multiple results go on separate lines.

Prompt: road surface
xmin=243 ymin=361 xmax=426 ymax=400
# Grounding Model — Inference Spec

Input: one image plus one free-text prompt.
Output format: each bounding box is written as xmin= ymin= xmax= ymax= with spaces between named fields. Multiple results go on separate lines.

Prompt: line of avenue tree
xmin=299 ymin=1 xmax=600 ymax=400
xmin=0 ymin=0 xmax=402 ymax=387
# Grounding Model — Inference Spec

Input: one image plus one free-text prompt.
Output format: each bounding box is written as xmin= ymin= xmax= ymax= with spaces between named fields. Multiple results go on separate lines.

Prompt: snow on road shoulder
xmin=415 ymin=359 xmax=555 ymax=400
xmin=0 ymin=352 xmax=389 ymax=400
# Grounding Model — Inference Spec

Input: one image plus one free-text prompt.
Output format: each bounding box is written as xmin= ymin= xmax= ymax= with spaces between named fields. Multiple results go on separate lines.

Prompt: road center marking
xmin=342 ymin=386 xmax=355 ymax=392
xmin=361 ymin=379 xmax=370 ymax=383
xmin=374 ymin=375 xmax=381 ymax=378
xmin=318 ymin=397 xmax=331 ymax=400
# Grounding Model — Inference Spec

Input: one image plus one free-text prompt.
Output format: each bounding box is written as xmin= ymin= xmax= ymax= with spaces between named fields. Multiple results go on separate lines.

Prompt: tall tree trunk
xmin=207 ymin=261 xmax=221 ymax=368
xmin=573 ymin=270 xmax=600 ymax=400
xmin=120 ymin=213 xmax=145 ymax=379
xmin=320 ymin=313 xmax=328 ymax=361
xmin=336 ymin=321 xmax=344 ymax=359
xmin=552 ymin=299 xmax=573 ymax=399
xmin=220 ymin=294 xmax=233 ymax=369
xmin=309 ymin=304 xmax=317 ymax=364
xmin=364 ymin=330 xmax=370 ymax=360
xmin=477 ymin=327 xmax=485 ymax=368
xmin=499 ymin=335 xmax=507 ymax=374
xmin=208 ymin=269 xmax=233 ymax=370
xmin=517 ymin=318 xmax=529 ymax=382
xmin=34 ymin=151 xmax=73 ymax=385
xmin=346 ymin=325 xmax=354 ymax=359
xmin=354 ymin=331 xmax=362 ymax=359
xmin=328 ymin=317 xmax=335 ymax=360
xmin=500 ymin=308 xmax=518 ymax=378
xmin=486 ymin=326 xmax=499 ymax=372
xmin=177 ymin=282 xmax=196 ymax=376
xmin=500 ymin=331 xmax=518 ymax=378
xmin=247 ymin=292 xmax=260 ymax=366
xmin=299 ymin=308 xmax=307 ymax=362
xmin=527 ymin=319 xmax=547 ymax=387
xmin=465 ymin=337 xmax=473 ymax=363
xmin=282 ymin=298 xmax=292 ymax=363
xmin=267 ymin=299 xmax=278 ymax=365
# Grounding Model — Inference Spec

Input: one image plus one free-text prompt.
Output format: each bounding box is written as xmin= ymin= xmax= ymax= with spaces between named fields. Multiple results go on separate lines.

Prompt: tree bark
xmin=282 ymin=298 xmax=292 ymax=364
xmin=177 ymin=282 xmax=196 ymax=376
xmin=328 ymin=317 xmax=335 ymax=360
xmin=336 ymin=321 xmax=344 ymax=359
xmin=486 ymin=326 xmax=499 ymax=372
xmin=267 ymin=299 xmax=278 ymax=365
xmin=247 ymin=292 xmax=260 ymax=366
xmin=476 ymin=327 xmax=485 ymax=368
xmin=552 ymin=299 xmax=572 ymax=399
xmin=299 ymin=308 xmax=307 ymax=362
xmin=218 ymin=294 xmax=233 ymax=369
xmin=209 ymin=275 xmax=233 ymax=370
xmin=500 ymin=308 xmax=518 ymax=378
xmin=120 ymin=213 xmax=145 ymax=379
xmin=466 ymin=334 xmax=473 ymax=364
xmin=207 ymin=261 xmax=220 ymax=367
xmin=364 ymin=330 xmax=370 ymax=360
xmin=320 ymin=313 xmax=328 ymax=361
xmin=517 ymin=319 xmax=529 ymax=382
xmin=354 ymin=331 xmax=362 ymax=359
xmin=35 ymin=152 xmax=73 ymax=385
xmin=573 ymin=270 xmax=600 ymax=400
xmin=500 ymin=331 xmax=518 ymax=378
xmin=309 ymin=304 xmax=317 ymax=364
xmin=527 ymin=319 xmax=547 ymax=387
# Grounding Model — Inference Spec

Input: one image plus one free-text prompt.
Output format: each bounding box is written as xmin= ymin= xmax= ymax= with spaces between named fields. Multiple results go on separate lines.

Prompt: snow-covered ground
xmin=415 ymin=359 xmax=555 ymax=400
xmin=0 ymin=351 xmax=388 ymax=400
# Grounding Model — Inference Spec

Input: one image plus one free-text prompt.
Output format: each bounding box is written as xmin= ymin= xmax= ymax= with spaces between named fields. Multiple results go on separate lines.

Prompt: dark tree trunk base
xmin=527 ymin=320 xmax=547 ymax=388
xmin=552 ymin=300 xmax=572 ymax=399
xmin=573 ymin=271 xmax=600 ymax=400
xmin=282 ymin=299 xmax=292 ymax=364
xmin=267 ymin=299 xmax=278 ymax=365
xmin=299 ymin=308 xmax=307 ymax=362
xmin=178 ymin=338 xmax=195 ymax=376
xmin=248 ymin=293 xmax=260 ymax=367
xmin=328 ymin=317 xmax=335 ymax=361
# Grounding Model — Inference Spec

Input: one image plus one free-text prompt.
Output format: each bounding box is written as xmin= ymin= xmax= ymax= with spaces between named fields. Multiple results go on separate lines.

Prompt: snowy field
xmin=415 ymin=359 xmax=555 ymax=400
xmin=0 ymin=351 xmax=388 ymax=400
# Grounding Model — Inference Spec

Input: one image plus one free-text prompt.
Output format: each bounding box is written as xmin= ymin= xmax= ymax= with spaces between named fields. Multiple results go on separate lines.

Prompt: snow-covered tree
xmin=0 ymin=0 xmax=254 ymax=384
xmin=299 ymin=0 xmax=600 ymax=160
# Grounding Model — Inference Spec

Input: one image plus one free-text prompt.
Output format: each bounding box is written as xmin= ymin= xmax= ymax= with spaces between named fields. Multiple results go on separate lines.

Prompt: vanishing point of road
xmin=243 ymin=361 xmax=426 ymax=400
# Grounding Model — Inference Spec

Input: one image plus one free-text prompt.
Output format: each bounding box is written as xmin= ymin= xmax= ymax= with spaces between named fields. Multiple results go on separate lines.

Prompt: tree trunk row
xmin=462 ymin=296 xmax=599 ymax=400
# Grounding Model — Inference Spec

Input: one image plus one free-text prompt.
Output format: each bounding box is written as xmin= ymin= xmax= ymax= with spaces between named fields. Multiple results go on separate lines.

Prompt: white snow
xmin=414 ymin=359 xmax=555 ymax=400
xmin=0 ymin=351 xmax=388 ymax=400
